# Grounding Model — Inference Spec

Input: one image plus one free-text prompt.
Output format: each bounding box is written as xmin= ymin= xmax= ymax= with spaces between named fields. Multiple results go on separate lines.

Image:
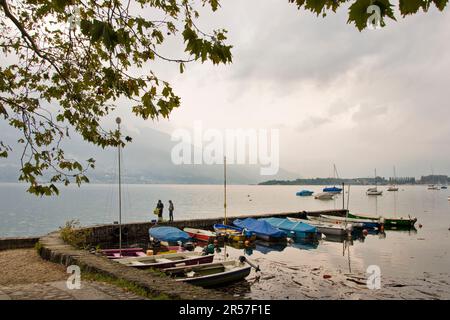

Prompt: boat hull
xmin=117 ymin=253 xmax=214 ymax=269
xmin=348 ymin=213 xmax=417 ymax=228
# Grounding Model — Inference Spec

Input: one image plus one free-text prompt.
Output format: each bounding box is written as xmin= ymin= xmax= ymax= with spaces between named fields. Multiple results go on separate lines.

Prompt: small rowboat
xmin=213 ymin=224 xmax=256 ymax=242
xmin=163 ymin=259 xmax=251 ymax=287
xmin=101 ymin=248 xmax=147 ymax=259
xmin=184 ymin=227 xmax=217 ymax=242
xmin=115 ymin=252 xmax=214 ymax=269
xmin=316 ymin=214 xmax=381 ymax=229
xmin=288 ymin=217 xmax=350 ymax=236
xmin=347 ymin=213 xmax=417 ymax=229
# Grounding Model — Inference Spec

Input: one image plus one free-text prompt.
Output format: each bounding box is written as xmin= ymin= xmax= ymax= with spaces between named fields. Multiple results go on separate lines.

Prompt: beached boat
xmin=184 ymin=227 xmax=217 ymax=242
xmin=233 ymin=218 xmax=287 ymax=242
xmin=116 ymin=251 xmax=214 ymax=269
xmin=314 ymin=192 xmax=334 ymax=200
xmin=347 ymin=212 xmax=417 ymax=228
xmin=148 ymin=226 xmax=191 ymax=245
xmin=213 ymin=224 xmax=256 ymax=242
xmin=163 ymin=259 xmax=251 ymax=287
xmin=261 ymin=217 xmax=317 ymax=240
xmin=288 ymin=217 xmax=350 ymax=236
xmin=296 ymin=190 xmax=314 ymax=196
xmin=316 ymin=214 xmax=381 ymax=229
xmin=101 ymin=248 xmax=147 ymax=259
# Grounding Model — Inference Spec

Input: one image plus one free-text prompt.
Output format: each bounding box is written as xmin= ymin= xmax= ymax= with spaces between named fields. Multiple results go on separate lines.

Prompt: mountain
xmin=0 ymin=124 xmax=296 ymax=184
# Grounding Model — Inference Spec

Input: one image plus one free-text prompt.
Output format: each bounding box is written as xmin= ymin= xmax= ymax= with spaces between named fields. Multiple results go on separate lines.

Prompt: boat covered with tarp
xmin=233 ymin=218 xmax=287 ymax=242
xmin=296 ymin=190 xmax=314 ymax=196
xmin=261 ymin=217 xmax=317 ymax=240
xmin=323 ymin=186 xmax=342 ymax=194
xmin=149 ymin=226 xmax=191 ymax=245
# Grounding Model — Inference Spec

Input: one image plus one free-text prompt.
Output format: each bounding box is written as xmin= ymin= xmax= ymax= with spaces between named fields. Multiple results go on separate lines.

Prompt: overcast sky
xmin=3 ymin=0 xmax=450 ymax=179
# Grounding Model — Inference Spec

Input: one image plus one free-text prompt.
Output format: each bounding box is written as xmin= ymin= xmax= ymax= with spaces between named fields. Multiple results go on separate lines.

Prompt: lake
xmin=1 ymin=183 xmax=450 ymax=299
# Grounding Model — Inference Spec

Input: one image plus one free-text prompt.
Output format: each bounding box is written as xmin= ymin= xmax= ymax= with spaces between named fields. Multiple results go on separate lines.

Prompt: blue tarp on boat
xmin=296 ymin=190 xmax=313 ymax=196
xmin=323 ymin=186 xmax=342 ymax=193
xmin=148 ymin=226 xmax=191 ymax=243
xmin=261 ymin=217 xmax=317 ymax=239
xmin=233 ymin=218 xmax=287 ymax=238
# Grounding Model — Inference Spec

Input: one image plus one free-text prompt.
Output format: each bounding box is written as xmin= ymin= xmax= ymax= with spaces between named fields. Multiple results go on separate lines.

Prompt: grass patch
xmin=82 ymin=272 xmax=171 ymax=300
xmin=34 ymin=241 xmax=43 ymax=254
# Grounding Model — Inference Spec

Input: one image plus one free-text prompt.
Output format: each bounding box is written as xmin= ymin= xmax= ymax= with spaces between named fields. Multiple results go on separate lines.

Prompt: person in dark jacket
xmin=168 ymin=200 xmax=174 ymax=222
xmin=156 ymin=200 xmax=164 ymax=221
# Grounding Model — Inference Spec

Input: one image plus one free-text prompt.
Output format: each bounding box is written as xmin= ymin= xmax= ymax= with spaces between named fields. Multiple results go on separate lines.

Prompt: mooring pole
xmin=116 ymin=117 xmax=122 ymax=256
xmin=224 ymin=156 xmax=227 ymax=225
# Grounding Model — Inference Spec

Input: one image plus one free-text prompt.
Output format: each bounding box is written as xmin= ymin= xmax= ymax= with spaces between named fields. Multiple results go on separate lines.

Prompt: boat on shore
xmin=213 ymin=224 xmax=256 ymax=242
xmin=116 ymin=251 xmax=214 ymax=269
xmin=149 ymin=226 xmax=192 ymax=246
xmin=315 ymin=214 xmax=381 ymax=229
xmin=163 ymin=259 xmax=251 ymax=287
xmin=261 ymin=217 xmax=318 ymax=240
xmin=347 ymin=212 xmax=417 ymax=229
xmin=233 ymin=218 xmax=287 ymax=242
xmin=314 ymin=192 xmax=334 ymax=200
xmin=288 ymin=217 xmax=351 ymax=236
xmin=296 ymin=190 xmax=314 ymax=196
xmin=101 ymin=248 xmax=147 ymax=259
xmin=184 ymin=227 xmax=217 ymax=243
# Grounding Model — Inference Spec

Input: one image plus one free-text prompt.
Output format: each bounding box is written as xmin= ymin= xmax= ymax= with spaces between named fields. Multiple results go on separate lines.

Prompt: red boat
xmin=184 ymin=227 xmax=217 ymax=242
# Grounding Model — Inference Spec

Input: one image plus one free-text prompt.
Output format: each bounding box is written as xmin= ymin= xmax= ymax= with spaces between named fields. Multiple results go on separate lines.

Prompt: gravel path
xmin=0 ymin=249 xmax=147 ymax=300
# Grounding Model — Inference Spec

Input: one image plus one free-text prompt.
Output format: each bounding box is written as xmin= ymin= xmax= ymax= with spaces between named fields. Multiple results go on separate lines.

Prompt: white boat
xmin=367 ymin=187 xmax=383 ymax=196
xmin=287 ymin=217 xmax=350 ymax=236
xmin=428 ymin=184 xmax=439 ymax=190
xmin=317 ymin=214 xmax=381 ymax=229
xmin=163 ymin=259 xmax=251 ymax=287
xmin=387 ymin=166 xmax=399 ymax=191
xmin=314 ymin=192 xmax=334 ymax=200
xmin=115 ymin=252 xmax=214 ymax=269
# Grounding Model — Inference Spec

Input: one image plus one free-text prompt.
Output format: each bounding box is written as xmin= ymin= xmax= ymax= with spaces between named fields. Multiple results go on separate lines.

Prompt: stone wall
xmin=0 ymin=236 xmax=40 ymax=251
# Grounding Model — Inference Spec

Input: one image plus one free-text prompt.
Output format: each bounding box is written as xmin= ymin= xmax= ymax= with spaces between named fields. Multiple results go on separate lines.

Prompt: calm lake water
xmin=1 ymin=183 xmax=450 ymax=299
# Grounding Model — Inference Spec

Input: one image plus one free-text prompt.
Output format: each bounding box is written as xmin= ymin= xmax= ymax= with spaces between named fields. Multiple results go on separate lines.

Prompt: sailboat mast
xmin=116 ymin=117 xmax=122 ymax=255
xmin=224 ymin=156 xmax=227 ymax=225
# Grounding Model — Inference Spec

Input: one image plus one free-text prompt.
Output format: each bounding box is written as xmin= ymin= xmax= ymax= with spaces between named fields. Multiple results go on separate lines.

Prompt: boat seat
xmin=155 ymin=258 xmax=174 ymax=263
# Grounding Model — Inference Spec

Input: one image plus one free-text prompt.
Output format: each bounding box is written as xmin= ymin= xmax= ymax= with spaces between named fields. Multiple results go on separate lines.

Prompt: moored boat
xmin=296 ymin=190 xmax=314 ymax=196
xmin=233 ymin=218 xmax=287 ymax=242
xmin=261 ymin=217 xmax=318 ymax=240
xmin=367 ymin=187 xmax=383 ymax=196
xmin=347 ymin=212 xmax=417 ymax=229
xmin=322 ymin=186 xmax=342 ymax=194
xmin=314 ymin=192 xmax=334 ymax=200
xmin=288 ymin=217 xmax=350 ymax=236
xmin=184 ymin=227 xmax=217 ymax=242
xmin=318 ymin=214 xmax=380 ymax=229
xmin=213 ymin=224 xmax=256 ymax=242
xmin=163 ymin=259 xmax=251 ymax=287
xmin=115 ymin=251 xmax=214 ymax=269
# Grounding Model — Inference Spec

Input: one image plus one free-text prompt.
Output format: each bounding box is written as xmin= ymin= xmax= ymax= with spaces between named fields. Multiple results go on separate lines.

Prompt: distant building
xmin=419 ymin=175 xmax=449 ymax=184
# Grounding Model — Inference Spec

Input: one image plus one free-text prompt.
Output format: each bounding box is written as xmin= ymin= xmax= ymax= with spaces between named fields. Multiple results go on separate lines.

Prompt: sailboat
xmin=367 ymin=169 xmax=382 ymax=196
xmin=323 ymin=164 xmax=343 ymax=194
xmin=387 ymin=166 xmax=399 ymax=192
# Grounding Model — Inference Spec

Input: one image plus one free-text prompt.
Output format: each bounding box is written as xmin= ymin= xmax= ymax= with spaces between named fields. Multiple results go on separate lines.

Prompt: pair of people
xmin=155 ymin=200 xmax=174 ymax=222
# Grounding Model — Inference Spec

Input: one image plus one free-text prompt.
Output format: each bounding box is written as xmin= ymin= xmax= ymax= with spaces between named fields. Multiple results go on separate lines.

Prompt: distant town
xmin=258 ymin=175 xmax=449 ymax=186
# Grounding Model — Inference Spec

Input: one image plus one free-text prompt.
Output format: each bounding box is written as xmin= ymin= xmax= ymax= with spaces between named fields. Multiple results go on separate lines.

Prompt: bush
xmin=59 ymin=220 xmax=92 ymax=249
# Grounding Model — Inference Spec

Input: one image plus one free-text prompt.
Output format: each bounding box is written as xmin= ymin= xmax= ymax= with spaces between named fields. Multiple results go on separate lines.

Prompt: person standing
xmin=156 ymin=200 xmax=164 ymax=222
xmin=168 ymin=200 xmax=174 ymax=222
